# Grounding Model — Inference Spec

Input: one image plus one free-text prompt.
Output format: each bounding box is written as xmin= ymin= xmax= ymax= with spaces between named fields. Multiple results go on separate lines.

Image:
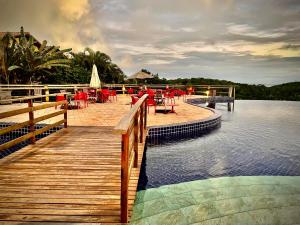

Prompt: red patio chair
xmin=128 ymin=88 xmax=134 ymax=95
xmin=147 ymin=97 xmax=156 ymax=114
xmin=55 ymin=95 xmax=66 ymax=109
xmin=147 ymin=89 xmax=155 ymax=98
xmin=88 ymin=89 xmax=97 ymax=103
xmin=167 ymin=91 xmax=175 ymax=104
xmin=110 ymin=90 xmax=117 ymax=101
xmin=74 ymin=92 xmax=88 ymax=109
xmin=164 ymin=91 xmax=175 ymax=104
xmin=179 ymin=90 xmax=186 ymax=100
xmin=187 ymin=87 xmax=195 ymax=95
xmin=137 ymin=91 xmax=144 ymax=98
xmin=131 ymin=95 xmax=139 ymax=107
xmin=99 ymin=89 xmax=110 ymax=103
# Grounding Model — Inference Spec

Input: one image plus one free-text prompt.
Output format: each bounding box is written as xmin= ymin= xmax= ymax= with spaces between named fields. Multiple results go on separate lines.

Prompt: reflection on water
xmin=139 ymin=100 xmax=300 ymax=189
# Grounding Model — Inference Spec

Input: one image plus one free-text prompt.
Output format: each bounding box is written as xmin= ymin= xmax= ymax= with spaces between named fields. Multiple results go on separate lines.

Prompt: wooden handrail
xmin=114 ymin=94 xmax=148 ymax=134
xmin=114 ymin=94 xmax=148 ymax=223
xmin=0 ymin=100 xmax=66 ymax=119
xmin=0 ymin=98 xmax=68 ymax=152
xmin=0 ymin=93 xmax=70 ymax=104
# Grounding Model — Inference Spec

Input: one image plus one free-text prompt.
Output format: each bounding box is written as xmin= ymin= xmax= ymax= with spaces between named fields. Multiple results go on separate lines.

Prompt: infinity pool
xmin=139 ymin=100 xmax=300 ymax=189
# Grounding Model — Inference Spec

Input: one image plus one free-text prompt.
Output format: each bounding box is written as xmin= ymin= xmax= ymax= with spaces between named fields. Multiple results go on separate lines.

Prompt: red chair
xmin=82 ymin=92 xmax=88 ymax=107
xmin=187 ymin=87 xmax=195 ymax=95
xmin=147 ymin=89 xmax=155 ymax=98
xmin=147 ymin=97 xmax=156 ymax=114
xmin=55 ymin=95 xmax=65 ymax=109
xmin=128 ymin=88 xmax=134 ymax=95
xmin=164 ymin=91 xmax=175 ymax=104
xmin=74 ymin=92 xmax=88 ymax=109
xmin=179 ymin=90 xmax=186 ymax=101
xmin=88 ymin=89 xmax=97 ymax=103
xmin=99 ymin=89 xmax=110 ymax=103
xmin=169 ymin=92 xmax=175 ymax=104
xmin=110 ymin=90 xmax=117 ymax=101
xmin=131 ymin=95 xmax=139 ymax=107
xmin=137 ymin=91 xmax=144 ymax=98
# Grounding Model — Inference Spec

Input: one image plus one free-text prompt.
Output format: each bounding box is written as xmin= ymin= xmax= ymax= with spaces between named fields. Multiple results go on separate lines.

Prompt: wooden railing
xmin=114 ymin=94 xmax=148 ymax=223
xmin=0 ymin=96 xmax=68 ymax=152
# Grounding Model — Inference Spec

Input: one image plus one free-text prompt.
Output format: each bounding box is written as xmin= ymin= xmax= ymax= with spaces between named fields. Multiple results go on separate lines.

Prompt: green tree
xmin=6 ymin=27 xmax=71 ymax=84
xmin=72 ymin=47 xmax=126 ymax=84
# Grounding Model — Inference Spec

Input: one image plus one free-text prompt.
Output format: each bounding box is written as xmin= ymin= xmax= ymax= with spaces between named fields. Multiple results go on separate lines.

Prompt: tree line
xmin=0 ymin=27 xmax=126 ymax=85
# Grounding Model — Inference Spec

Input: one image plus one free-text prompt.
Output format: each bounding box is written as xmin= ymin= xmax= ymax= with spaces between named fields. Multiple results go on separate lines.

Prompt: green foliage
xmin=70 ymin=47 xmax=125 ymax=84
xmin=269 ymin=82 xmax=300 ymax=101
xmin=137 ymin=70 xmax=300 ymax=101
xmin=2 ymin=27 xmax=125 ymax=85
xmin=4 ymin=27 xmax=71 ymax=84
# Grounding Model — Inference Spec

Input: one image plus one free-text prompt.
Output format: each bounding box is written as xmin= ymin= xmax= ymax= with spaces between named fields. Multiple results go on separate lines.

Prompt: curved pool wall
xmin=148 ymin=100 xmax=221 ymax=144
xmin=0 ymin=122 xmax=63 ymax=159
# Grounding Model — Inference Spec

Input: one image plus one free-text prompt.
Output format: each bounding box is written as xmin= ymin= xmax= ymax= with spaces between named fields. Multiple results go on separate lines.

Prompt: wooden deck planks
xmin=0 ymin=126 xmax=145 ymax=224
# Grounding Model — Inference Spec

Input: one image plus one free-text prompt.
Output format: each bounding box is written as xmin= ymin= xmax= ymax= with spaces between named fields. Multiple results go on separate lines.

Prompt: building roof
xmin=0 ymin=32 xmax=41 ymax=47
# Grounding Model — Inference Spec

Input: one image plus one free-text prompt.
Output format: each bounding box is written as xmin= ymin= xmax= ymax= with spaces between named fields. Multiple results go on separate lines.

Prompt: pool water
xmin=139 ymin=100 xmax=300 ymax=189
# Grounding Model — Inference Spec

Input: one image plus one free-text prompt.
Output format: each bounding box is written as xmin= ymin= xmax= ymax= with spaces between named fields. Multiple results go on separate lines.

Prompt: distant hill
xmin=149 ymin=75 xmax=300 ymax=101
xmin=268 ymin=82 xmax=300 ymax=101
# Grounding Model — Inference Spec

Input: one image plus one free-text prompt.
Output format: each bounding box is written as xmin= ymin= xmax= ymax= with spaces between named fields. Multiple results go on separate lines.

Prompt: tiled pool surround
xmin=148 ymin=99 xmax=221 ymax=142
xmin=131 ymin=176 xmax=300 ymax=225
xmin=0 ymin=122 xmax=63 ymax=158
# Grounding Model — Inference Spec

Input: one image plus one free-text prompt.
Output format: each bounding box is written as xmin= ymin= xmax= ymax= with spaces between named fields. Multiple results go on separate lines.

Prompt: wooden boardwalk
xmin=0 ymin=126 xmax=145 ymax=224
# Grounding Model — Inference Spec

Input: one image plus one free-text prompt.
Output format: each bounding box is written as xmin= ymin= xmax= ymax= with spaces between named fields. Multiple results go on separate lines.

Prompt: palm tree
xmin=6 ymin=27 xmax=72 ymax=84
xmin=72 ymin=47 xmax=125 ymax=83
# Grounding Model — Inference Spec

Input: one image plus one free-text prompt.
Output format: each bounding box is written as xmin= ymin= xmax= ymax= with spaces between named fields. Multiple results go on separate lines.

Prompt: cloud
xmin=0 ymin=0 xmax=108 ymax=53
xmin=57 ymin=0 xmax=90 ymax=21
xmin=118 ymin=55 xmax=134 ymax=69
xmin=227 ymin=24 xmax=286 ymax=38
xmin=279 ymin=44 xmax=300 ymax=50
xmin=146 ymin=59 xmax=175 ymax=65
xmin=0 ymin=0 xmax=300 ymax=84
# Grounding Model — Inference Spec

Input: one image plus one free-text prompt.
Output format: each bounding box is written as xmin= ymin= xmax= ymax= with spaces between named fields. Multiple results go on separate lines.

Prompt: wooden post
xmin=233 ymin=86 xmax=235 ymax=111
xmin=144 ymin=101 xmax=147 ymax=129
xmin=227 ymin=86 xmax=233 ymax=112
xmin=120 ymin=133 xmax=129 ymax=223
xmin=134 ymin=114 xmax=139 ymax=168
xmin=44 ymin=85 xmax=49 ymax=102
xmin=28 ymin=99 xmax=36 ymax=144
xmin=139 ymin=104 xmax=144 ymax=143
xmin=64 ymin=95 xmax=68 ymax=128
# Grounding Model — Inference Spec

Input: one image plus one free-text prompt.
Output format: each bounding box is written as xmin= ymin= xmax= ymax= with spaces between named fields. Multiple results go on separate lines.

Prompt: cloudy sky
xmin=1 ymin=0 xmax=300 ymax=85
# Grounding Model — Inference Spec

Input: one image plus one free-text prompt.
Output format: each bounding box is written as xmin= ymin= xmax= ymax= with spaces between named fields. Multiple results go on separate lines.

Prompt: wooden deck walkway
xmin=0 ymin=126 xmax=145 ymax=224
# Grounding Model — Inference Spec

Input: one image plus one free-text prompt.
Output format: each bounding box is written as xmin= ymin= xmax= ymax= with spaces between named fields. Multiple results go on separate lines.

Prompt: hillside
xmin=150 ymin=75 xmax=300 ymax=101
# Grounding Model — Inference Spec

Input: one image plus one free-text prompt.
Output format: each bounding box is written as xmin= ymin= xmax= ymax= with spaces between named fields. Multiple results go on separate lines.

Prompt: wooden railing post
xmin=44 ymin=85 xmax=49 ymax=102
xmin=144 ymin=100 xmax=147 ymax=129
xmin=63 ymin=95 xmax=68 ymax=128
xmin=121 ymin=133 xmax=129 ymax=223
xmin=28 ymin=99 xmax=36 ymax=144
xmin=115 ymin=94 xmax=148 ymax=223
xmin=139 ymin=103 xmax=144 ymax=143
xmin=134 ymin=114 xmax=139 ymax=168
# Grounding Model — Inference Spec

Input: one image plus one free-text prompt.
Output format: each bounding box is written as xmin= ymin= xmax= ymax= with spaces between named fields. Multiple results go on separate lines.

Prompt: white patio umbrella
xmin=90 ymin=64 xmax=101 ymax=88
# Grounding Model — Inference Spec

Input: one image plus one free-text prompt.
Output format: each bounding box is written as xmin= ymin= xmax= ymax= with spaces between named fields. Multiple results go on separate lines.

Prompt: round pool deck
xmin=0 ymin=95 xmax=213 ymax=127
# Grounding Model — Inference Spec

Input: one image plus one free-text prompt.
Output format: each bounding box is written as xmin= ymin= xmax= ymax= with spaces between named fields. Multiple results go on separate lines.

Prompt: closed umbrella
xmin=90 ymin=64 xmax=101 ymax=88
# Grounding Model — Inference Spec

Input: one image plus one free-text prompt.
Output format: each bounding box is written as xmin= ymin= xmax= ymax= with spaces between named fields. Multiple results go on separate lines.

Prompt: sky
xmin=0 ymin=0 xmax=300 ymax=85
